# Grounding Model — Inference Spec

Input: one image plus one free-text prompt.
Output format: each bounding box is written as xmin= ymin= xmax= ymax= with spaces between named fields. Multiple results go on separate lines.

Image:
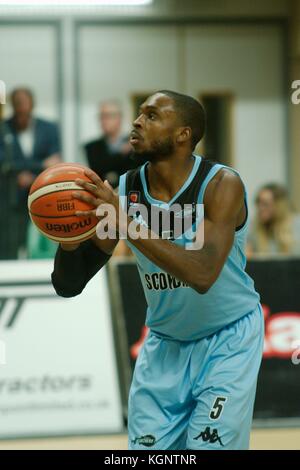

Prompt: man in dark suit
xmin=0 ymin=87 xmax=61 ymax=259
xmin=84 ymin=100 xmax=144 ymax=189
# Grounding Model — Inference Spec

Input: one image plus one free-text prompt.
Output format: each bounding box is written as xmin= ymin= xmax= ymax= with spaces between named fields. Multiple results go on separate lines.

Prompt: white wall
xmin=0 ymin=25 xmax=59 ymax=121
xmin=78 ymin=25 xmax=179 ymax=144
xmin=184 ymin=25 xmax=286 ymax=208
xmin=0 ymin=17 xmax=287 ymax=209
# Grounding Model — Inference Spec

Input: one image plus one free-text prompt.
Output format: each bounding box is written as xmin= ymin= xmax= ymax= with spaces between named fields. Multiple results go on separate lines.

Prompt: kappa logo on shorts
xmin=131 ymin=434 xmax=156 ymax=447
xmin=193 ymin=426 xmax=224 ymax=447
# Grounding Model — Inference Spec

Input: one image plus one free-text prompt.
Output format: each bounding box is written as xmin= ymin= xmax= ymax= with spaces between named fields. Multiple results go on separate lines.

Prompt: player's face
xmin=130 ymin=93 xmax=178 ymax=161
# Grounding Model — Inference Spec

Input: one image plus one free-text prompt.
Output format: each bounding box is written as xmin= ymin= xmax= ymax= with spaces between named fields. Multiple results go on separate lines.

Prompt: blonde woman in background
xmin=247 ymin=183 xmax=300 ymax=257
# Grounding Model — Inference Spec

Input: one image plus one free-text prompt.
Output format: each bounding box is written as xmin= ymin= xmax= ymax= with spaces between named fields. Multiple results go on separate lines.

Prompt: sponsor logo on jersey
xmin=128 ymin=191 xmax=140 ymax=206
xmin=144 ymin=272 xmax=189 ymax=290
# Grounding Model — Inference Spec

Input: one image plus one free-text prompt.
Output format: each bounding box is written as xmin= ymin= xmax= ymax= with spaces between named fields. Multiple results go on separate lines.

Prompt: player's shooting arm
xmin=52 ymin=180 xmax=120 ymax=298
xmin=71 ymin=168 xmax=244 ymax=295
xmin=125 ymin=170 xmax=244 ymax=294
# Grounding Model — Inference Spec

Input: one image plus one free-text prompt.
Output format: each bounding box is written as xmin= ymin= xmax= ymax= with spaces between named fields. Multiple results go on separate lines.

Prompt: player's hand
xmin=72 ymin=169 xmax=120 ymax=227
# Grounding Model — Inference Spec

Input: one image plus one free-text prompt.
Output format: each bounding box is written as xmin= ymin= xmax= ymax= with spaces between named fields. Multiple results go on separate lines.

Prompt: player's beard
xmin=130 ymin=136 xmax=175 ymax=163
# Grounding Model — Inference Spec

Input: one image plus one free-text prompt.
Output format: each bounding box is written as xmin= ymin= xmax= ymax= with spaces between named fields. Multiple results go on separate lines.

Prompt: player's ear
xmin=176 ymin=127 xmax=192 ymax=144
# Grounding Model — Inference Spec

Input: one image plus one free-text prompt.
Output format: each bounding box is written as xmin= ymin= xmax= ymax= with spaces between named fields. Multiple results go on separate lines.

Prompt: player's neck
xmin=147 ymin=153 xmax=195 ymax=203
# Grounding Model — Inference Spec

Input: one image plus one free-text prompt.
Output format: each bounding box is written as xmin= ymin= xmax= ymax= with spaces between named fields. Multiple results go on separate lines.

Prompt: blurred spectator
xmin=84 ymin=100 xmax=146 ymax=258
xmin=0 ymin=87 xmax=61 ymax=259
xmin=247 ymin=183 xmax=300 ymax=257
xmin=84 ymin=100 xmax=140 ymax=188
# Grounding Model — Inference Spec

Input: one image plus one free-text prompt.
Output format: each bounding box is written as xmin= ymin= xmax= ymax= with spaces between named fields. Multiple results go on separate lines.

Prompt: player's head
xmin=11 ymin=87 xmax=34 ymax=130
xmin=130 ymin=90 xmax=205 ymax=161
xmin=99 ymin=100 xmax=122 ymax=138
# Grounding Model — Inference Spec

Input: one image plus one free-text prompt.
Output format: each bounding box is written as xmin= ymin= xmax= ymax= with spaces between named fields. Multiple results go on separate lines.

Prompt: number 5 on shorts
xmin=209 ymin=396 xmax=227 ymax=420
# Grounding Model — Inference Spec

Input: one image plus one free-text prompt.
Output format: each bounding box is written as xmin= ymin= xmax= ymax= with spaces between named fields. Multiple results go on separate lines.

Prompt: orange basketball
xmin=28 ymin=163 xmax=99 ymax=244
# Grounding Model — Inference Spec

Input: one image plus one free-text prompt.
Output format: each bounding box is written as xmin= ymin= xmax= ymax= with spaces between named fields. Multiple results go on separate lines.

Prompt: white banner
xmin=0 ymin=260 xmax=123 ymax=438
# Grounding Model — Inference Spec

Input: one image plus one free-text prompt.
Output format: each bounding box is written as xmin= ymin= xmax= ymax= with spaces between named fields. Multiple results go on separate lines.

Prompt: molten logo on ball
xmin=45 ymin=218 xmax=92 ymax=233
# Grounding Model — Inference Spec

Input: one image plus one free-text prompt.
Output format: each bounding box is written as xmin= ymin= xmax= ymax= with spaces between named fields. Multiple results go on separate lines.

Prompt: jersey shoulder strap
xmin=119 ymin=157 xmax=219 ymax=209
xmin=118 ymin=165 xmax=144 ymax=210
xmin=196 ymin=162 xmax=249 ymax=233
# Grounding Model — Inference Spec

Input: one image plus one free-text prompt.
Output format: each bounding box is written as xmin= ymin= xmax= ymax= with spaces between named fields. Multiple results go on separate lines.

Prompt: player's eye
xmin=148 ymin=112 xmax=156 ymax=120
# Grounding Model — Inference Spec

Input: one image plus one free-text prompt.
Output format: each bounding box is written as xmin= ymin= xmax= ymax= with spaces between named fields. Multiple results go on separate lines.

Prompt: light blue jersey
xmin=119 ymin=155 xmax=264 ymax=450
xmin=119 ymin=155 xmax=260 ymax=341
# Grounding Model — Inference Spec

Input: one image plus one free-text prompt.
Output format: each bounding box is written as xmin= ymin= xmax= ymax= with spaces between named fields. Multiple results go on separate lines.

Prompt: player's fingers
xmin=83 ymin=169 xmax=104 ymax=188
xmin=74 ymin=178 xmax=98 ymax=194
xmin=75 ymin=209 xmax=97 ymax=218
xmin=72 ymin=190 xmax=100 ymax=207
xmin=103 ymin=179 xmax=114 ymax=191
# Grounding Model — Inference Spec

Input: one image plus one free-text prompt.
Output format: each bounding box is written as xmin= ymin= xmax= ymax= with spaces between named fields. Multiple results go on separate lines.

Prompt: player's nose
xmin=133 ymin=114 xmax=144 ymax=129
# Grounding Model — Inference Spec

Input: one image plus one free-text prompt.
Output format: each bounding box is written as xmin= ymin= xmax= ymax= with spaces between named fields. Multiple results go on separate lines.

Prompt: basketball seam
xmin=28 ymin=181 xmax=96 ymax=208
xmin=28 ymin=191 xmax=83 ymax=210
xmin=29 ymin=212 xmax=96 ymax=219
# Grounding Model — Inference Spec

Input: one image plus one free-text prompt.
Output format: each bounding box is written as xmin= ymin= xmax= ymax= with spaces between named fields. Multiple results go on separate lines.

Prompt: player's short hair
xmin=157 ymin=90 xmax=205 ymax=150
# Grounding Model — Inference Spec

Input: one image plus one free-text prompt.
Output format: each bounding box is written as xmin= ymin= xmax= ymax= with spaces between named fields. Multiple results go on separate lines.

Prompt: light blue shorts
xmin=128 ymin=303 xmax=264 ymax=450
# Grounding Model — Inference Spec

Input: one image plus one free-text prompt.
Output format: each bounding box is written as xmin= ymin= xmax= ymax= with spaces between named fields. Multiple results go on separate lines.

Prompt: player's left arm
xmin=125 ymin=169 xmax=245 ymax=294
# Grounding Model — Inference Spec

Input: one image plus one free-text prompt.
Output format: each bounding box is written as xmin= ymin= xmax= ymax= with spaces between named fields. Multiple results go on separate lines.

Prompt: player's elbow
xmin=192 ymin=263 xmax=222 ymax=294
xmin=52 ymin=284 xmax=84 ymax=298
xmin=51 ymin=273 xmax=84 ymax=298
xmin=193 ymin=281 xmax=212 ymax=295
xmin=192 ymin=274 xmax=216 ymax=294
xmin=53 ymin=287 xmax=83 ymax=298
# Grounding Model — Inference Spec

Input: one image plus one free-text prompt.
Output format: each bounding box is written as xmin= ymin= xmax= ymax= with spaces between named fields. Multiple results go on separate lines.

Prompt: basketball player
xmin=52 ymin=91 xmax=264 ymax=450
